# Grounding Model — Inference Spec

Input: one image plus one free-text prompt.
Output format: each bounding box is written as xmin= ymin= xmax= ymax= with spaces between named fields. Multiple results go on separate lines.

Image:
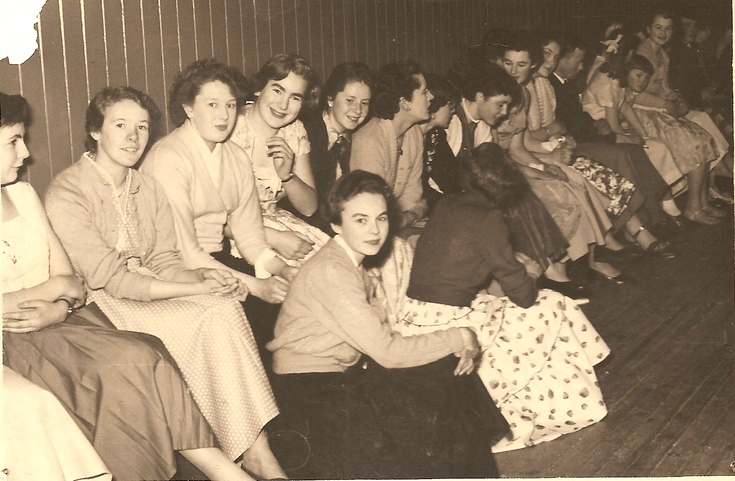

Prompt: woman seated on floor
xmin=396 ymin=142 xmax=611 ymax=452
xmin=44 ymin=86 xmax=287 ymax=480
xmin=266 ymin=170 xmax=509 ymax=480
xmin=230 ymin=53 xmax=330 ymax=266
xmin=2 ymin=92 xmax=259 ymax=481
xmin=300 ymin=61 xmax=373 ymax=234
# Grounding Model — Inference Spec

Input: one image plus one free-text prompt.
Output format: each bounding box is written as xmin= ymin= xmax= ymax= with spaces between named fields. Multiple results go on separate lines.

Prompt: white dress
xmin=231 ymin=104 xmax=329 ymax=267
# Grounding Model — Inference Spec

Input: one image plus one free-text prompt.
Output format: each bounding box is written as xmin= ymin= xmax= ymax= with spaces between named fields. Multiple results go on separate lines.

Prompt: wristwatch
xmin=59 ymin=298 xmax=74 ymax=315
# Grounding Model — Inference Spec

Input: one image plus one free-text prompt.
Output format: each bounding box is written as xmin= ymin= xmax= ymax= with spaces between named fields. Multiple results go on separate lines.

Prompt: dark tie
xmin=330 ymin=135 xmax=351 ymax=176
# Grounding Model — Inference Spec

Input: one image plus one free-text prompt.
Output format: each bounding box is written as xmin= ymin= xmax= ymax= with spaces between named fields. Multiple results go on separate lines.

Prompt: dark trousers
xmin=272 ymin=356 xmax=508 ymax=479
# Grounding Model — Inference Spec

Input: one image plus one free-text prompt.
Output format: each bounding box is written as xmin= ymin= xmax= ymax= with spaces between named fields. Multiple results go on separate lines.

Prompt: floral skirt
xmin=571 ymin=156 xmax=636 ymax=218
xmin=397 ymin=290 xmax=610 ymax=452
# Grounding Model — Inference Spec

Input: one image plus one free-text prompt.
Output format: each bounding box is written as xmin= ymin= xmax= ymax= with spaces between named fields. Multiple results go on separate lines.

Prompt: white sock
xmin=662 ymin=199 xmax=682 ymax=216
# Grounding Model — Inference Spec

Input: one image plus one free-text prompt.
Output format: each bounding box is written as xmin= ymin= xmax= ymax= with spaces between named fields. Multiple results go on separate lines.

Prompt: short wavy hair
xmin=85 ymin=86 xmax=162 ymax=153
xmin=168 ymin=58 xmax=248 ymax=127
xmin=325 ymin=170 xmax=399 ymax=226
xmin=252 ymin=53 xmax=320 ymax=109
xmin=460 ymin=61 xmax=520 ymax=104
xmin=370 ymin=61 xmax=424 ymax=120
xmin=320 ymin=62 xmax=373 ymax=112
xmin=502 ymin=30 xmax=544 ymax=70
xmin=0 ymin=92 xmax=30 ymax=128
xmin=624 ymin=54 xmax=655 ymax=85
xmin=424 ymin=72 xmax=460 ymax=115
xmin=469 ymin=142 xmax=530 ymax=210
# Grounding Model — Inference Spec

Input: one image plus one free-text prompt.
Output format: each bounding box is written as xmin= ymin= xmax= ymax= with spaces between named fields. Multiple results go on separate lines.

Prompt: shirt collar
xmin=84 ymin=152 xmax=140 ymax=195
xmin=553 ymin=72 xmax=566 ymax=84
xmin=461 ymin=98 xmax=480 ymax=124
xmin=185 ymin=119 xmax=222 ymax=160
xmin=323 ymin=111 xmax=347 ymax=148
xmin=334 ymin=235 xmax=361 ymax=267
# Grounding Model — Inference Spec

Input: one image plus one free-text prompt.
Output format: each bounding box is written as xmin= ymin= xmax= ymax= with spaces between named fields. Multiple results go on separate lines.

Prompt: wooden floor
xmin=494 ymin=209 xmax=735 ymax=477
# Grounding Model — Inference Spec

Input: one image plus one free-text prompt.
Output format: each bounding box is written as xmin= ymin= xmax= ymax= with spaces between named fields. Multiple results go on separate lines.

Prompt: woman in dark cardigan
xmin=298 ymin=62 xmax=373 ymax=234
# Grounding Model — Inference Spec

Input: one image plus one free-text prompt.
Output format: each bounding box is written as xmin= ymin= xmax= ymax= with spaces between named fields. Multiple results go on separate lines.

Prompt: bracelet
xmin=280 ymin=172 xmax=295 ymax=184
xmin=58 ymin=298 xmax=74 ymax=315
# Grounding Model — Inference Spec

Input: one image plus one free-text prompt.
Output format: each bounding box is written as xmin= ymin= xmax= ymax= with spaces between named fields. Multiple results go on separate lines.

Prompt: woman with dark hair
xmin=419 ymin=72 xmax=462 ymax=211
xmin=398 ymin=142 xmax=610 ymax=452
xmin=267 ymin=170 xmax=508 ymax=479
xmin=230 ymin=53 xmax=329 ymax=266
xmin=350 ymin=60 xmax=433 ymax=232
xmin=3 ymin=92 xmax=262 ymax=481
xmin=46 ymin=86 xmax=287 ymax=479
xmin=631 ymin=10 xmax=726 ymax=225
xmin=300 ymin=61 xmax=373 ymax=234
xmin=141 ymin=58 xmax=297 ymax=305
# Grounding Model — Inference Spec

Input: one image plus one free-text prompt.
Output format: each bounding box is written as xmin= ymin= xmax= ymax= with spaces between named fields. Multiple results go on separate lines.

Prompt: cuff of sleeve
xmin=254 ymin=248 xmax=278 ymax=279
xmin=447 ymin=328 xmax=465 ymax=354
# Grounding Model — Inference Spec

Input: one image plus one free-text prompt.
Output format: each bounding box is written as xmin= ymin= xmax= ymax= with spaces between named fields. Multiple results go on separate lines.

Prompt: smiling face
xmin=184 ymin=80 xmax=237 ymax=150
xmin=536 ymin=41 xmax=561 ymax=78
xmin=626 ymin=68 xmax=651 ymax=93
xmin=331 ymin=192 xmax=389 ymax=264
xmin=328 ymin=81 xmax=371 ymax=134
xmin=502 ymin=50 xmax=535 ymax=85
xmin=254 ymin=71 xmax=307 ymax=130
xmin=0 ymin=123 xmax=30 ymax=185
xmin=91 ymin=99 xmax=150 ymax=173
xmin=475 ymin=93 xmax=512 ymax=126
xmin=647 ymin=15 xmax=674 ymax=47
xmin=404 ymin=73 xmax=434 ymax=122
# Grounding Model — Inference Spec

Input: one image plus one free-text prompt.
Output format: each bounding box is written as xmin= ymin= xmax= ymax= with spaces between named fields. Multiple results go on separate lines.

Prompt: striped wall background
xmin=1 ymin=0 xmax=731 ymax=196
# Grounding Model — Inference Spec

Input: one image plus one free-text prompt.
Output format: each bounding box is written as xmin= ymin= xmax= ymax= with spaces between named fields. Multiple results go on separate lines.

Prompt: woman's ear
xmin=474 ymin=92 xmax=486 ymax=104
xmin=327 ymin=96 xmax=334 ymax=108
xmin=90 ymin=131 xmax=101 ymax=141
xmin=331 ymin=223 xmax=342 ymax=234
xmin=400 ymin=97 xmax=411 ymax=111
xmin=183 ymin=104 xmax=194 ymax=119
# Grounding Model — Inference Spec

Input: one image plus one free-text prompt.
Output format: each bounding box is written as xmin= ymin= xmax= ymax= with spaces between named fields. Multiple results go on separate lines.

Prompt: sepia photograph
xmin=1 ymin=0 xmax=733 ymax=479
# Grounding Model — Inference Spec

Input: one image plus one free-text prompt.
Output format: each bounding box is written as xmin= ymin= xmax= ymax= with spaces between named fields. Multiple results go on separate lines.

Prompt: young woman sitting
xmin=266 ymin=170 xmax=509 ymax=479
xmin=398 ymin=142 xmax=611 ymax=452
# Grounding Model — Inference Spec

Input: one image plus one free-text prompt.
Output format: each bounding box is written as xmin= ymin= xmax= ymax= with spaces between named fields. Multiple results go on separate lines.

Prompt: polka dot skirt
xmin=398 ymin=289 xmax=610 ymax=452
xmin=91 ymin=289 xmax=278 ymax=460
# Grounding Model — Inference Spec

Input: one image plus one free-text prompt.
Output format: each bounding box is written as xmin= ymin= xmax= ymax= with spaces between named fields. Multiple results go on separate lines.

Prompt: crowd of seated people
xmin=3 ymin=7 xmax=732 ymax=480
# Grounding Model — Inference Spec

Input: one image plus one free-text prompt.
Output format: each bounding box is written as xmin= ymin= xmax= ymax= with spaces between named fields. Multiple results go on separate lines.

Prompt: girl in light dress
xmin=396 ymin=142 xmax=610 ymax=452
xmin=45 ymin=87 xmax=287 ymax=480
xmin=631 ymin=11 xmax=726 ymax=225
xmin=231 ymin=54 xmax=329 ymax=266
xmin=2 ymin=92 xmax=260 ymax=481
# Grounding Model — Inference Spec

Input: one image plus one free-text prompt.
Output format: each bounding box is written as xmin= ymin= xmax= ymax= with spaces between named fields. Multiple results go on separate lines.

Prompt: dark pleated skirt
xmin=272 ymin=356 xmax=509 ymax=479
xmin=506 ymin=190 xmax=570 ymax=270
xmin=3 ymin=303 xmax=215 ymax=481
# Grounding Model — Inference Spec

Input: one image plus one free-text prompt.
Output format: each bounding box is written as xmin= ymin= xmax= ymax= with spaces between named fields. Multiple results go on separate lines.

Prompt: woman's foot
xmin=684 ymin=209 xmax=722 ymax=225
xmin=629 ymin=226 xmax=677 ymax=258
xmin=589 ymin=261 xmax=621 ymax=279
xmin=709 ymin=186 xmax=734 ymax=205
xmin=702 ymin=203 xmax=728 ymax=218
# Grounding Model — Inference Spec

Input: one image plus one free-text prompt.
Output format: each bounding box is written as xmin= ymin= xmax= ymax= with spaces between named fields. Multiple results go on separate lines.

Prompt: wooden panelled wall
xmin=1 ymin=0 xmax=731 ymax=196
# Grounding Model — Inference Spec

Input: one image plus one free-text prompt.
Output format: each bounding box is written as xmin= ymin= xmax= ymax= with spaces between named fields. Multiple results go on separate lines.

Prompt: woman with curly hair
xmin=230 ymin=54 xmax=329 ymax=266
xmin=350 ymin=60 xmax=433 ymax=232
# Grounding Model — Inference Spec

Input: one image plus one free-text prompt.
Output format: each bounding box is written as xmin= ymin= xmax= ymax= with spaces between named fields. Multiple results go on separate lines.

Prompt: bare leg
xmin=181 ymin=448 xmax=255 ymax=481
xmin=603 ymin=232 xmax=625 ymax=251
xmin=240 ymin=430 xmax=289 ymax=480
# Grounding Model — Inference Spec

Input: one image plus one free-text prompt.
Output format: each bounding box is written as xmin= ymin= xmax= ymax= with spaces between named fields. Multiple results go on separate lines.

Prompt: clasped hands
xmin=194 ymin=268 xmax=248 ymax=301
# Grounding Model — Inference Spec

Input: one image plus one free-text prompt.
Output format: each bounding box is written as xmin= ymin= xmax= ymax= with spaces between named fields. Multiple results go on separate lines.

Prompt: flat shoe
xmin=537 ymin=278 xmax=591 ymax=302
xmin=640 ymin=240 xmax=677 ymax=259
xmin=684 ymin=210 xmax=722 ymax=225
xmin=590 ymin=269 xmax=633 ymax=285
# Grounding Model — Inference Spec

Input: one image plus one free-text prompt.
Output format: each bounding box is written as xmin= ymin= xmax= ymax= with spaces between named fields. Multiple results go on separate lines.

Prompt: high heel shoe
xmin=630 ymin=226 xmax=677 ymax=258
xmin=589 ymin=269 xmax=633 ymax=285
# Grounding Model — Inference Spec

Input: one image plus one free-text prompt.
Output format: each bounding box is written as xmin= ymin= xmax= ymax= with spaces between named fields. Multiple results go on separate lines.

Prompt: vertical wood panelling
xmin=2 ymin=0 xmax=730 ymax=196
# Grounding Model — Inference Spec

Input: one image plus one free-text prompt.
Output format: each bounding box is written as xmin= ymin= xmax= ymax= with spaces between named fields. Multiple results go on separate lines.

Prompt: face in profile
xmin=0 ymin=123 xmax=29 ymax=185
xmin=475 ymin=93 xmax=512 ymax=126
xmin=502 ymin=50 xmax=535 ymax=85
xmin=91 ymin=99 xmax=150 ymax=171
xmin=431 ymin=101 xmax=456 ymax=129
xmin=329 ymin=81 xmax=371 ymax=134
xmin=255 ymin=71 xmax=307 ymax=130
xmin=331 ymin=192 xmax=389 ymax=264
xmin=626 ymin=68 xmax=651 ymax=93
xmin=404 ymin=74 xmax=434 ymax=122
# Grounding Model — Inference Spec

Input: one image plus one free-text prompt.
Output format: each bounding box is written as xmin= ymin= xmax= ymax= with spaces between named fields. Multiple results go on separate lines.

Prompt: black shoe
xmin=595 ymin=244 xmax=642 ymax=262
xmin=589 ymin=269 xmax=634 ymax=286
xmin=537 ymin=278 xmax=591 ymax=304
